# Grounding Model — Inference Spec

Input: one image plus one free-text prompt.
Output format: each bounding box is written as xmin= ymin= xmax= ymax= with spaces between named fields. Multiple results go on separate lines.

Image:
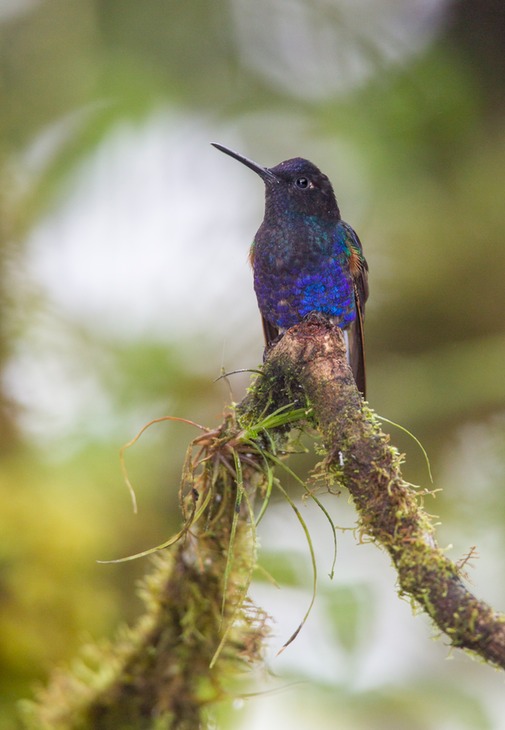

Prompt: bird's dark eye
xmin=295 ymin=177 xmax=310 ymax=189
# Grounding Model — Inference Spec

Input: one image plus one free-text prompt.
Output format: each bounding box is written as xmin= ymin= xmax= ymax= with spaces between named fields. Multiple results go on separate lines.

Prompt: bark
xmin=24 ymin=317 xmax=505 ymax=729
xmin=242 ymin=315 xmax=505 ymax=668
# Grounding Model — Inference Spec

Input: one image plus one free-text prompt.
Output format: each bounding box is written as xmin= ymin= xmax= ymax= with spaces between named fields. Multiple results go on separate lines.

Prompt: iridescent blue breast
xmin=252 ymin=219 xmax=356 ymax=330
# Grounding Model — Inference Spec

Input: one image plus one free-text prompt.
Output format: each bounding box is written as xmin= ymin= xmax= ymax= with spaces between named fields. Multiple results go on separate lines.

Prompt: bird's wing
xmin=341 ymin=222 xmax=369 ymax=398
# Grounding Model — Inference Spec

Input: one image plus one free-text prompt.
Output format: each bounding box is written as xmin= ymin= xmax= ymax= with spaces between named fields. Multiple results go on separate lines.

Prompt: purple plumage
xmin=212 ymin=145 xmax=369 ymax=397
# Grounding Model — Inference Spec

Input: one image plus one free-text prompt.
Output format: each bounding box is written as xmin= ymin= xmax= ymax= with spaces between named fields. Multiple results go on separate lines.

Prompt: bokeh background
xmin=1 ymin=0 xmax=505 ymax=727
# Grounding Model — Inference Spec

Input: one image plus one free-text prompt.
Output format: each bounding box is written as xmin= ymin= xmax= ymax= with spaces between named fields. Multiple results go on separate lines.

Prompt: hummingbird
xmin=212 ymin=143 xmax=369 ymax=397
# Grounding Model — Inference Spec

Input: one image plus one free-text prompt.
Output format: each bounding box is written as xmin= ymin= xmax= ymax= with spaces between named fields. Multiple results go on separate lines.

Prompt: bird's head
xmin=212 ymin=144 xmax=340 ymax=221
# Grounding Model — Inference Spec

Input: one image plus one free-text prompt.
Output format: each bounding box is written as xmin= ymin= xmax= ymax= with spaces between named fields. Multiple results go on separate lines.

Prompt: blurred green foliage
xmin=1 ymin=0 xmax=505 ymax=728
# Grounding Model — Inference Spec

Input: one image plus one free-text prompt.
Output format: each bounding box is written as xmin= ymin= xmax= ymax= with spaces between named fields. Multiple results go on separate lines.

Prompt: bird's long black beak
xmin=211 ymin=143 xmax=278 ymax=183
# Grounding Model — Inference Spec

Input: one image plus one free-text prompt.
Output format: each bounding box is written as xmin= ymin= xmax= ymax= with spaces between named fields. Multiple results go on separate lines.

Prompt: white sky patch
xmin=25 ymin=113 xmax=260 ymax=345
xmin=5 ymin=113 xmax=267 ymax=443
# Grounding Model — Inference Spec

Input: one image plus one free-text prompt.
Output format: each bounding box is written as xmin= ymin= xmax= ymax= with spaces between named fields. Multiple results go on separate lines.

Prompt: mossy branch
xmin=240 ymin=315 xmax=505 ymax=668
xmin=23 ymin=420 xmax=271 ymax=730
xmin=24 ymin=317 xmax=505 ymax=729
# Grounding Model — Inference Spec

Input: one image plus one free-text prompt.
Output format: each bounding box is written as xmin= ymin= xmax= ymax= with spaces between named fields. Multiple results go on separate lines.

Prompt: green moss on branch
xmin=25 ymin=316 xmax=505 ymax=729
xmin=23 ymin=419 xmax=270 ymax=730
xmin=242 ymin=315 xmax=505 ymax=669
